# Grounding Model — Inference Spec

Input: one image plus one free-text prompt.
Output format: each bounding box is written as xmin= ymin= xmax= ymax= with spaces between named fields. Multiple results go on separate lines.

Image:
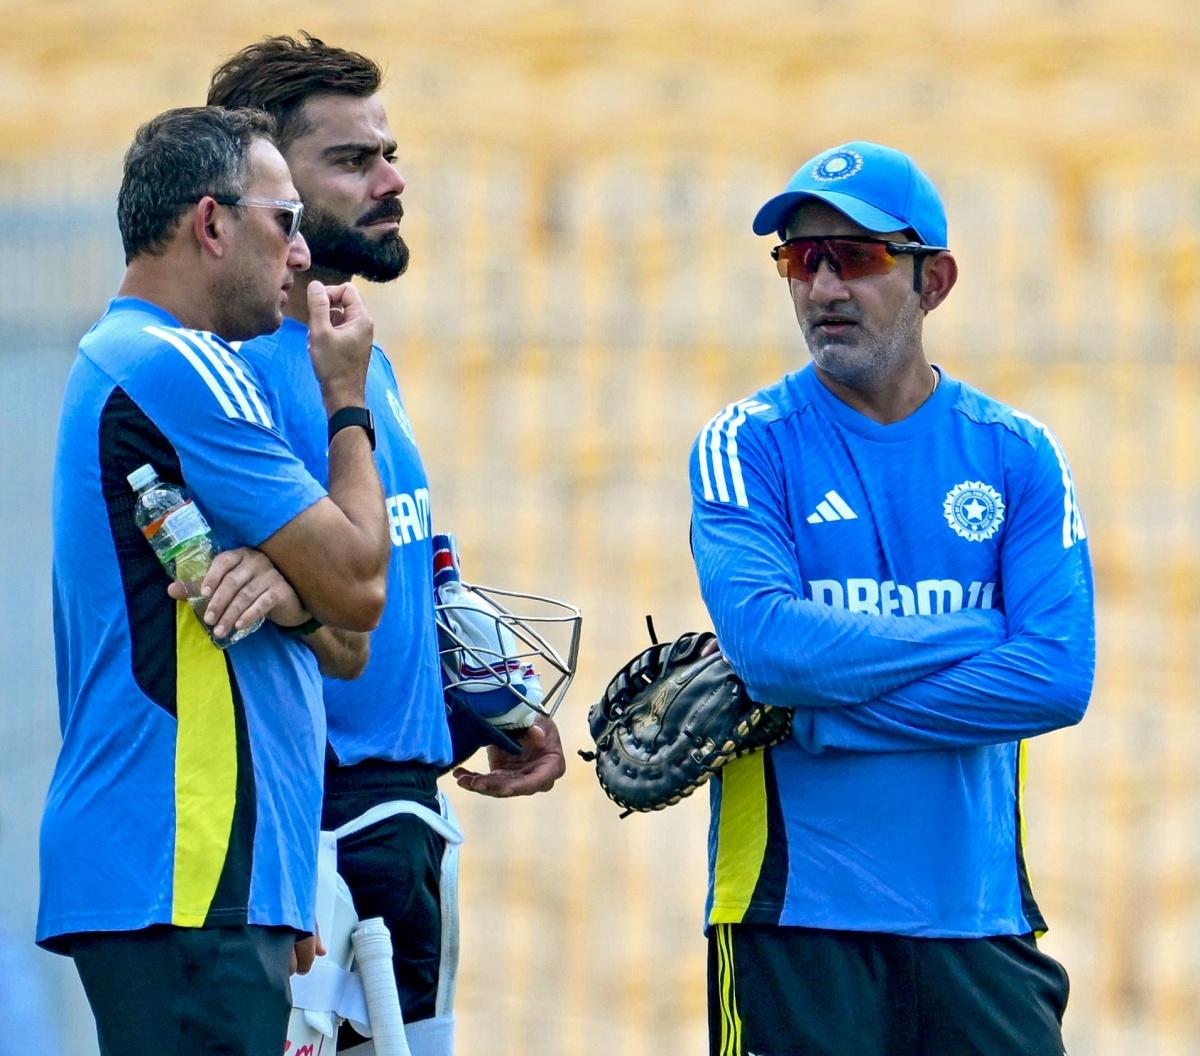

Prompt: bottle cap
xmin=126 ymin=464 xmax=159 ymax=491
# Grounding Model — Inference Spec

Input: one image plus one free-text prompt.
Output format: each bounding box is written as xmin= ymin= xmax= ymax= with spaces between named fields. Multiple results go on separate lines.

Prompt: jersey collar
xmin=796 ymin=361 xmax=959 ymax=443
xmin=104 ymin=296 xmax=184 ymax=329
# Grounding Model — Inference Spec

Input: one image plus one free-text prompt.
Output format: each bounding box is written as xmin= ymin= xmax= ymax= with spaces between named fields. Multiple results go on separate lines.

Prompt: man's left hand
xmin=452 ymin=715 xmax=566 ymax=798
xmin=167 ymin=547 xmax=309 ymax=639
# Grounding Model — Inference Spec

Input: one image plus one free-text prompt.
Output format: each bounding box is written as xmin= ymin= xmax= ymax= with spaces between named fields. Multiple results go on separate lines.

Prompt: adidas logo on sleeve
xmin=806 ymin=490 xmax=857 ymax=524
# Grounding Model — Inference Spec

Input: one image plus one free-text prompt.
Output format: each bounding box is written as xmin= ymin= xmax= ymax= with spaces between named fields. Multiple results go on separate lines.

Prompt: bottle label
xmin=149 ymin=502 xmax=209 ymax=549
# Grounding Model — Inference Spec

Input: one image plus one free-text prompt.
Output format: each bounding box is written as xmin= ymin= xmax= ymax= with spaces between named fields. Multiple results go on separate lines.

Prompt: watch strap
xmin=328 ymin=406 xmax=375 ymax=450
xmin=282 ymin=616 xmax=324 ymax=638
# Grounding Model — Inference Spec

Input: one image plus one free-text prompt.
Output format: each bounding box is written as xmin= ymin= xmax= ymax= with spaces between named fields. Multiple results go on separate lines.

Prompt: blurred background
xmin=1 ymin=0 xmax=1197 ymax=1053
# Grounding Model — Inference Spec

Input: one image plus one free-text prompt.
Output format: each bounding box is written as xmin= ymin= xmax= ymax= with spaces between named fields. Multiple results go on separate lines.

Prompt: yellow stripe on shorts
xmin=716 ymin=923 xmax=742 ymax=1055
xmin=171 ymin=602 xmax=238 ymax=926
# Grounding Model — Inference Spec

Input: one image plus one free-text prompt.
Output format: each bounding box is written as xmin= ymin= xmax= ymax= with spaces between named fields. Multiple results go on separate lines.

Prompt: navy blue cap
xmin=753 ymin=141 xmax=948 ymax=247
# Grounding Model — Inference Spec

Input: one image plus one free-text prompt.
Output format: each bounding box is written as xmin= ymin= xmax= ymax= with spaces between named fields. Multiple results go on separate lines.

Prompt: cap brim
xmin=752 ymin=190 xmax=909 ymax=239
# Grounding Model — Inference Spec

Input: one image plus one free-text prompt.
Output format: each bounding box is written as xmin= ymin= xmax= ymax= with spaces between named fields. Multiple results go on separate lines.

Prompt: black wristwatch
xmin=328 ymin=406 xmax=376 ymax=450
xmin=282 ymin=616 xmax=324 ymax=638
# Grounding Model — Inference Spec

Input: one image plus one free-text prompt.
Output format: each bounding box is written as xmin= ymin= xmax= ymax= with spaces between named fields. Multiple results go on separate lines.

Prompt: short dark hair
xmin=207 ymin=33 xmax=382 ymax=149
xmin=117 ymin=106 xmax=276 ymax=264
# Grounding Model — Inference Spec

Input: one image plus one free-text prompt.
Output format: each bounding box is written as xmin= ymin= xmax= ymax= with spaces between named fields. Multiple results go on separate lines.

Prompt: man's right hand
xmin=307 ymin=281 xmax=374 ymax=413
xmin=252 ymin=278 xmax=387 ymax=632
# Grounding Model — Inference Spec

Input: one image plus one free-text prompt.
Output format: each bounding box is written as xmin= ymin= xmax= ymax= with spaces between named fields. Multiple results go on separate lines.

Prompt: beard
xmin=802 ymin=294 xmax=925 ymax=389
xmin=301 ymin=199 xmax=410 ymax=283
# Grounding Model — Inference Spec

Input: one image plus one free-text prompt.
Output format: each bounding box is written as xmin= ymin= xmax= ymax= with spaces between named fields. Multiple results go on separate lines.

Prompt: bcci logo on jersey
xmin=386 ymin=389 xmax=416 ymax=444
xmin=943 ymin=480 xmax=1005 ymax=542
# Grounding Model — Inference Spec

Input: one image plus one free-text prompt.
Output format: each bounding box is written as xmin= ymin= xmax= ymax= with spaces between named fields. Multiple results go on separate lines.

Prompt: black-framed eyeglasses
xmin=178 ymin=195 xmax=305 ymax=242
xmin=771 ymin=236 xmax=947 ymax=283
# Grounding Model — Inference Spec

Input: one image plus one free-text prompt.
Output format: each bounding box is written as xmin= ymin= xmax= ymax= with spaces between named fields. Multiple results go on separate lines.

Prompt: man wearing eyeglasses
xmin=39 ymin=106 xmax=391 ymax=1056
xmin=207 ymin=35 xmax=567 ymax=1056
xmin=690 ymin=142 xmax=1094 ymax=1056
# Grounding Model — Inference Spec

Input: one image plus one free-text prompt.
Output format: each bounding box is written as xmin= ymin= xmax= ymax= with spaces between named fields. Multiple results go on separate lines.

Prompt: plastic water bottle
xmin=127 ymin=464 xmax=262 ymax=649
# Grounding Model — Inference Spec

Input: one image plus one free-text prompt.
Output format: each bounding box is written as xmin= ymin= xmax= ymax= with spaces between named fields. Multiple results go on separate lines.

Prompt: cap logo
xmin=811 ymin=149 xmax=863 ymax=182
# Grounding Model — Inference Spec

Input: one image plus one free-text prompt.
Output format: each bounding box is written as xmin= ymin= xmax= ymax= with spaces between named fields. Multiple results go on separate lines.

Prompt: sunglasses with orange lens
xmin=771 ymin=237 xmax=946 ymax=282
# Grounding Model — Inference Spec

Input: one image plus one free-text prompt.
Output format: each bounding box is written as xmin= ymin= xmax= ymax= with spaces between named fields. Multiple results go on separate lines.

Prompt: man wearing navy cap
xmin=689 ymin=142 xmax=1094 ymax=1054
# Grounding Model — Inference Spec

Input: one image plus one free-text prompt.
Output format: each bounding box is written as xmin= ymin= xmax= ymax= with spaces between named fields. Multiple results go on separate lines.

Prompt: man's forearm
xmin=303 ymin=626 xmax=371 ymax=680
xmin=325 ymin=423 xmax=390 ymax=583
xmin=709 ymin=587 xmax=1007 ymax=710
xmin=796 ymin=629 xmax=1094 ymax=753
xmin=257 ymin=284 xmax=389 ymax=630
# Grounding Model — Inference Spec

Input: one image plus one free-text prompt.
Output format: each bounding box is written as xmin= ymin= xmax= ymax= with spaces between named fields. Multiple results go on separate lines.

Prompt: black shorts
xmin=322 ymin=759 xmax=448 ymax=1044
xmin=71 ymin=924 xmax=296 ymax=1056
xmin=708 ymin=923 xmax=1070 ymax=1056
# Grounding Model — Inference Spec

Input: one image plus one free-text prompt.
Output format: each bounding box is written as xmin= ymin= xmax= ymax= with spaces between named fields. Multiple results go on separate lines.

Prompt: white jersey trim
xmin=143 ymin=325 xmax=270 ymax=427
xmin=700 ymin=399 xmax=770 ymax=508
xmin=200 ymin=332 xmax=274 ymax=429
xmin=1012 ymin=411 xmax=1086 ymax=548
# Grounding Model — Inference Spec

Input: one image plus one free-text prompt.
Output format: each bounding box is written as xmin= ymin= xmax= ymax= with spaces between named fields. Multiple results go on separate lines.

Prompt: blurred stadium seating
xmin=1 ymin=2 xmax=1196 ymax=1052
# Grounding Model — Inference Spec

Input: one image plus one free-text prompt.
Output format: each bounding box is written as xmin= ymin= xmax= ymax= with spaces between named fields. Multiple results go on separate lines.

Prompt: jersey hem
xmin=325 ymin=746 xmax=455 ymax=770
xmin=37 ymin=904 xmax=311 ymax=951
xmin=707 ymin=903 xmax=1037 ymax=939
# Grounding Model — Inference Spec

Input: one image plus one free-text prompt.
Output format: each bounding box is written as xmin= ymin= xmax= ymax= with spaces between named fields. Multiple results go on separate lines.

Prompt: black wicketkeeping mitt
xmin=582 ymin=627 xmax=794 ymax=815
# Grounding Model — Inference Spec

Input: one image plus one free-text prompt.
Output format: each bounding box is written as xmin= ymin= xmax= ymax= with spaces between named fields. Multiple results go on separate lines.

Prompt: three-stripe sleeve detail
xmin=200 ymin=333 xmax=274 ymax=428
xmin=143 ymin=325 xmax=273 ymax=428
xmin=1012 ymin=411 xmax=1086 ymax=548
xmin=700 ymin=399 xmax=770 ymax=508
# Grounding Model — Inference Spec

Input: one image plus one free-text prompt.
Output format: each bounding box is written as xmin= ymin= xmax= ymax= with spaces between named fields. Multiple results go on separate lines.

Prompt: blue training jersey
xmin=690 ymin=364 xmax=1095 ymax=937
xmin=239 ymin=318 xmax=452 ymax=768
xmin=40 ymin=298 xmax=328 ymax=950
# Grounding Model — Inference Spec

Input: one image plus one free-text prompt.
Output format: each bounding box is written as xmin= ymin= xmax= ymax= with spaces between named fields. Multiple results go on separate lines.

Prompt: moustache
xmin=357 ymin=200 xmax=405 ymax=226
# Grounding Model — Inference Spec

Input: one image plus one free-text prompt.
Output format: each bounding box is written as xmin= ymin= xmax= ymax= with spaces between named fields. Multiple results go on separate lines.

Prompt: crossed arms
xmin=689 ymin=424 xmax=1095 ymax=754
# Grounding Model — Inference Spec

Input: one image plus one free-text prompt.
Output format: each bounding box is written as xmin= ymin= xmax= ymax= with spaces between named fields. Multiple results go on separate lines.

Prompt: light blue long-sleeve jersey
xmin=690 ymin=364 xmax=1094 ymax=937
